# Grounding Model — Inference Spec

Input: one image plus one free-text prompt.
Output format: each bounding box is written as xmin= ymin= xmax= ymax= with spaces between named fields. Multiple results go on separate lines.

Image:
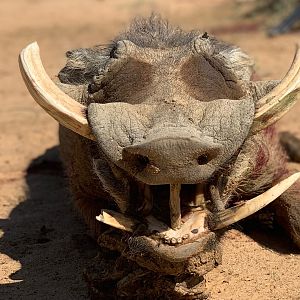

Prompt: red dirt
xmin=0 ymin=1 xmax=299 ymax=299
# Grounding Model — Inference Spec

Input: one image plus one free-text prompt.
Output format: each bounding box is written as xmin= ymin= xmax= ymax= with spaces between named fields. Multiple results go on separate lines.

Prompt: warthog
xmin=20 ymin=16 xmax=300 ymax=299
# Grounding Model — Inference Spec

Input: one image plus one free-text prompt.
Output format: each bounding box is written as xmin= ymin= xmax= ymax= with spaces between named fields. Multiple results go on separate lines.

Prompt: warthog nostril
xmin=197 ymin=154 xmax=210 ymax=165
xmin=136 ymin=155 xmax=150 ymax=171
xmin=123 ymin=135 xmax=223 ymax=182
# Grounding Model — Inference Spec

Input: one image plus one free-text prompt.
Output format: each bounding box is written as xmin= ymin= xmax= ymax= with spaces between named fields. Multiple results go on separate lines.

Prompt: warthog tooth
xmin=183 ymin=234 xmax=189 ymax=240
xmin=154 ymin=211 xmax=207 ymax=245
xmin=195 ymin=184 xmax=206 ymax=209
xmin=169 ymin=184 xmax=182 ymax=230
xmin=170 ymin=238 xmax=177 ymax=245
xmin=96 ymin=209 xmax=139 ymax=232
xmin=162 ymin=236 xmax=185 ymax=245
xmin=186 ymin=184 xmax=206 ymax=209
xmin=164 ymin=237 xmax=171 ymax=244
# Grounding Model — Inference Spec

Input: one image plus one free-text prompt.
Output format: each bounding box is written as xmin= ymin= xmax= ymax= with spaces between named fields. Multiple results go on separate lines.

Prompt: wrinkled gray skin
xmin=57 ymin=16 xmax=300 ymax=299
xmin=87 ymin=39 xmax=255 ymax=186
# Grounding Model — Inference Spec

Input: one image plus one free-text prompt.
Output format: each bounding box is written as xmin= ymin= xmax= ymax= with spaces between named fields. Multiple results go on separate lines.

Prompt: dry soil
xmin=0 ymin=1 xmax=299 ymax=299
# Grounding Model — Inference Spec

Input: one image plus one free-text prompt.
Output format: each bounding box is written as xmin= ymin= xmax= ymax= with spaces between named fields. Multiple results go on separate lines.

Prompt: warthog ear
xmin=250 ymin=45 xmax=300 ymax=134
xmin=19 ymin=42 xmax=95 ymax=140
xmin=58 ymin=45 xmax=108 ymax=85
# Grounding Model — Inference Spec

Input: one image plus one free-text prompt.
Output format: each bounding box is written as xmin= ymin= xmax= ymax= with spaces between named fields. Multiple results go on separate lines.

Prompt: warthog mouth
xmin=96 ymin=174 xmax=300 ymax=270
xmin=96 ymin=181 xmax=221 ymax=276
xmin=100 ymin=182 xmax=211 ymax=245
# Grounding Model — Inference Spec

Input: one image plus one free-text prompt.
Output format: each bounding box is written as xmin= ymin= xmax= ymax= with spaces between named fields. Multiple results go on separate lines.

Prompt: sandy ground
xmin=0 ymin=0 xmax=300 ymax=299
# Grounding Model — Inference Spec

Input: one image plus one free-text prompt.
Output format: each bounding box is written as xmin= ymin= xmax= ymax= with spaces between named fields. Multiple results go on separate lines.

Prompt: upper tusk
xmin=19 ymin=42 xmax=95 ymax=140
xmin=252 ymin=45 xmax=300 ymax=133
xmin=211 ymin=172 xmax=300 ymax=230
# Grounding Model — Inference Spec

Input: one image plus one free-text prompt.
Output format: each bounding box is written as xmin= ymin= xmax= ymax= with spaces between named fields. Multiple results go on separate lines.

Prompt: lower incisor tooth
xmin=159 ymin=210 xmax=207 ymax=244
xmin=182 ymin=234 xmax=189 ymax=240
xmin=171 ymin=238 xmax=177 ymax=245
xmin=163 ymin=237 xmax=183 ymax=245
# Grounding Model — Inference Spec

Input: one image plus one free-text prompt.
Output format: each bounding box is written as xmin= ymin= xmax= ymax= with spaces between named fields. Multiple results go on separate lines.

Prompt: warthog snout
xmin=123 ymin=130 xmax=222 ymax=184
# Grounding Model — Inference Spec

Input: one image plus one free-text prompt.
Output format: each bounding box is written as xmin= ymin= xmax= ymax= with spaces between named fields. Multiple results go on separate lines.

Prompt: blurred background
xmin=1 ymin=1 xmax=300 ymax=299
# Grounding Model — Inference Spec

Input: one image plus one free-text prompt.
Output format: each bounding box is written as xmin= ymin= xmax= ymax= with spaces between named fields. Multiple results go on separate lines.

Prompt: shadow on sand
xmin=0 ymin=146 xmax=98 ymax=300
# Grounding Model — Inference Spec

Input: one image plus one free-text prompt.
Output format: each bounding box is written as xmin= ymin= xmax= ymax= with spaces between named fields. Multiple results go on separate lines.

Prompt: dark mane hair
xmin=115 ymin=14 xmax=199 ymax=48
xmin=58 ymin=15 xmax=253 ymax=85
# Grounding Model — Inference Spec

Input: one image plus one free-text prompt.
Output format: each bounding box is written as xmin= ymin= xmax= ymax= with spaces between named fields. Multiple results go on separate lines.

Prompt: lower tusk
xmin=211 ymin=172 xmax=300 ymax=230
xmin=96 ymin=209 xmax=138 ymax=232
xmin=169 ymin=184 xmax=182 ymax=230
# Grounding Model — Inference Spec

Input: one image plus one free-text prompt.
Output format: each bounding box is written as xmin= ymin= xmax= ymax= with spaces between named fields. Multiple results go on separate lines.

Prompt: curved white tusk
xmin=19 ymin=42 xmax=95 ymax=140
xmin=212 ymin=172 xmax=300 ymax=230
xmin=252 ymin=45 xmax=300 ymax=133
xmin=96 ymin=209 xmax=138 ymax=232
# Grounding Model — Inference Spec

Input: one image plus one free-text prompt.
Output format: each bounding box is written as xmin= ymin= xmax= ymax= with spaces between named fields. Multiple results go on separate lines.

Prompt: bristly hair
xmin=59 ymin=14 xmax=254 ymax=85
xmin=114 ymin=14 xmax=200 ymax=48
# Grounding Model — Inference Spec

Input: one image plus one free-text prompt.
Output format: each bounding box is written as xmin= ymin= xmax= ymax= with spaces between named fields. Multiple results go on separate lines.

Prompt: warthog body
xmin=20 ymin=16 xmax=300 ymax=299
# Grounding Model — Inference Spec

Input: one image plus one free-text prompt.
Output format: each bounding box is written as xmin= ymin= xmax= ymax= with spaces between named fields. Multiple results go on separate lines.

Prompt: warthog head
xmin=19 ymin=17 xmax=300 ymax=280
